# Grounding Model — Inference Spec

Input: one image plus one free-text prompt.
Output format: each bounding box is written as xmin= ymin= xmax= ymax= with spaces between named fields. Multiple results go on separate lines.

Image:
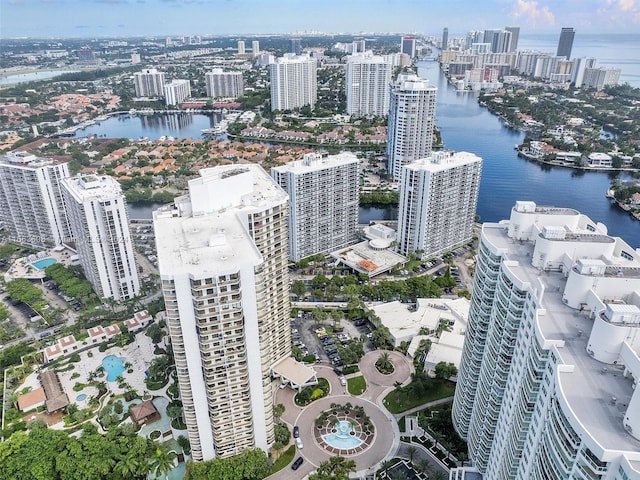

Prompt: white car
xmin=295 ymin=437 xmax=303 ymax=449
xmin=340 ymin=376 xmax=347 ymax=386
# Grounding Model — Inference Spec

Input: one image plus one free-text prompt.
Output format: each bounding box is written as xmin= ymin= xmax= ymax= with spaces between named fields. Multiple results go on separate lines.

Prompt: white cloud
xmin=511 ymin=0 xmax=556 ymax=26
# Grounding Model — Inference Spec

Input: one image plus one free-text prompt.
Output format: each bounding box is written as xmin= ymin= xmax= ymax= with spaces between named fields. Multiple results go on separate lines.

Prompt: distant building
xmin=134 ymin=68 xmax=166 ymax=97
xmin=205 ymin=69 xmax=244 ymax=98
xmin=252 ymin=40 xmax=260 ymax=55
xmin=271 ymin=152 xmax=359 ymax=262
xmin=582 ymin=67 xmax=621 ymax=91
xmin=61 ymin=174 xmax=140 ymax=300
xmin=397 ymin=151 xmax=482 ymax=259
xmin=237 ymin=40 xmax=245 ymax=54
xmin=442 ymin=28 xmax=449 ymax=50
xmin=571 ymin=57 xmax=596 ymax=87
xmin=289 ymin=38 xmax=302 ymax=55
xmin=77 ymin=46 xmax=97 ymax=64
xmin=387 ymin=74 xmax=437 ymax=181
xmin=0 ymin=153 xmax=71 ymax=249
xmin=164 ymin=79 xmax=191 ymax=106
xmin=505 ymin=26 xmax=520 ymax=52
xmin=345 ymin=52 xmax=392 ymax=117
xmin=131 ymin=53 xmax=141 ymax=64
xmin=401 ymin=36 xmax=416 ymax=58
xmin=557 ymin=27 xmax=575 ymax=59
xmin=269 ymin=54 xmax=317 ymax=111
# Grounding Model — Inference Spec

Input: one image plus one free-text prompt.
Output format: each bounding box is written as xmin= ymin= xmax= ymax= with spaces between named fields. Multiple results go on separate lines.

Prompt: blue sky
xmin=2 ymin=0 xmax=640 ymax=38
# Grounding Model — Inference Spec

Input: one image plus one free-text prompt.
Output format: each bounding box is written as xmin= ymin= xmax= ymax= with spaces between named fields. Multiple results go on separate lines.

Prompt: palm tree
xmin=418 ymin=458 xmax=431 ymax=474
xmin=380 ymin=459 xmax=393 ymax=477
xmin=376 ymin=352 xmax=393 ymax=373
xmin=406 ymin=445 xmax=417 ymax=464
xmin=149 ymin=446 xmax=177 ymax=480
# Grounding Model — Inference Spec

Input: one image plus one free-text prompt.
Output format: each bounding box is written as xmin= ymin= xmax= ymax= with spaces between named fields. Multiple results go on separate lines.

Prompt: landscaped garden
xmin=294 ymin=377 xmax=330 ymax=406
xmin=375 ymin=352 xmax=395 ymax=374
xmin=347 ymin=375 xmax=367 ymax=395
xmin=383 ymin=372 xmax=456 ymax=414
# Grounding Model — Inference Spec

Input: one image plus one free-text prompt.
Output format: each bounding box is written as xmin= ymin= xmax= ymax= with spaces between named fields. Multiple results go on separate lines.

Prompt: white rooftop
xmin=153 ymin=164 xmax=287 ymax=276
xmin=482 ymin=219 xmax=640 ymax=453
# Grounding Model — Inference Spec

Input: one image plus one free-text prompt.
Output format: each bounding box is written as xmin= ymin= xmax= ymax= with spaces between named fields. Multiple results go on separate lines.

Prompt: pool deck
xmin=4 ymin=247 xmax=78 ymax=281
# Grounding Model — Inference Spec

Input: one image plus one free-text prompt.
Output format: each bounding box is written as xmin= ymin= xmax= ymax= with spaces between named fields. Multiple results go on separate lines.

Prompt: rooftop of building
xmin=482 ymin=220 xmax=640 ymax=453
xmin=62 ymin=173 xmax=124 ymax=202
xmin=404 ymin=151 xmax=482 ymax=173
xmin=330 ymin=239 xmax=407 ymax=278
xmin=153 ymin=164 xmax=286 ymax=276
xmin=0 ymin=152 xmax=66 ymax=168
xmin=271 ymin=152 xmax=358 ymax=174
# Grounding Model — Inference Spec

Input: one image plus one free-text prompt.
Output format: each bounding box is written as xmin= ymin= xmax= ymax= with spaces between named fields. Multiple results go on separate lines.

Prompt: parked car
xmin=340 ymin=376 xmax=347 ymax=386
xmin=293 ymin=426 xmax=299 ymax=438
xmin=295 ymin=437 xmax=303 ymax=449
xmin=292 ymin=457 xmax=304 ymax=470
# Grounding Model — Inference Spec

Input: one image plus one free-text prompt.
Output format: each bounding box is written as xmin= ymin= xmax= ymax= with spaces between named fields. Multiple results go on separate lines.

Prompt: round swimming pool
xmin=322 ymin=420 xmax=363 ymax=449
xmin=102 ymin=355 xmax=126 ymax=382
xmin=76 ymin=393 xmax=87 ymax=401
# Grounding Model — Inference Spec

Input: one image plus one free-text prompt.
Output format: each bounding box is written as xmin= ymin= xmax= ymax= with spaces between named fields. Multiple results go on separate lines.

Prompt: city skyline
xmin=1 ymin=0 xmax=640 ymax=38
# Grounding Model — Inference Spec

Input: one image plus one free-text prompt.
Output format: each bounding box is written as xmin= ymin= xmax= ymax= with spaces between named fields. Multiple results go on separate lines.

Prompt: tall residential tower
xmin=133 ymin=68 xmax=166 ymax=97
xmin=451 ymin=201 xmax=640 ymax=480
xmin=345 ymin=52 xmax=392 ymax=117
xmin=205 ymin=69 xmax=244 ymax=99
xmin=386 ymin=74 xmax=437 ymax=181
xmin=269 ymin=54 xmax=317 ymax=111
xmin=271 ymin=152 xmax=359 ymax=262
xmin=397 ymin=151 xmax=482 ymax=259
xmin=61 ymin=174 xmax=140 ymax=300
xmin=557 ymin=27 xmax=576 ymax=59
xmin=153 ymin=165 xmax=291 ymax=461
xmin=0 ymin=153 xmax=71 ymax=249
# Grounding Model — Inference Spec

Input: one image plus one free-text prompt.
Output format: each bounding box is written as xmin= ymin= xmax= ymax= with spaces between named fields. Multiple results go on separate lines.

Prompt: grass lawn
xmin=271 ymin=445 xmax=296 ymax=474
xmin=383 ymin=380 xmax=456 ymax=413
xmin=347 ymin=375 xmax=367 ymax=395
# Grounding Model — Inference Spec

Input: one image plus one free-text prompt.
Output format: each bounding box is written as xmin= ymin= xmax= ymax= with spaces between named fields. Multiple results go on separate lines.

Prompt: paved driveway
xmin=269 ymin=353 xmax=414 ymax=480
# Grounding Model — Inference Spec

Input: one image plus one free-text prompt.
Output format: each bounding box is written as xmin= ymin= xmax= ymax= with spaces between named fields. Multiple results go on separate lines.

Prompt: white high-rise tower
xmin=61 ymin=174 xmax=140 ymax=300
xmin=153 ymin=165 xmax=292 ymax=461
xmin=451 ymin=201 xmax=640 ymax=480
xmin=386 ymin=74 xmax=437 ymax=181
xmin=269 ymin=54 xmax=317 ymax=111
xmin=345 ymin=52 xmax=392 ymax=117
xmin=397 ymin=151 xmax=481 ymax=259
xmin=271 ymin=152 xmax=359 ymax=262
xmin=0 ymin=152 xmax=71 ymax=249
xmin=133 ymin=68 xmax=166 ymax=97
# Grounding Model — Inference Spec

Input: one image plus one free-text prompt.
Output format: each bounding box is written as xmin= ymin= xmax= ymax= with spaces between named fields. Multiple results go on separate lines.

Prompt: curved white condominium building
xmin=452 ymin=201 xmax=640 ymax=480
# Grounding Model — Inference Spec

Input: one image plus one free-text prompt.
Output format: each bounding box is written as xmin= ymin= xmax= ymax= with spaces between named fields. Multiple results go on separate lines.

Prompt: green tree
xmin=149 ymin=445 xmax=177 ymax=480
xmin=274 ymin=424 xmax=290 ymax=445
xmin=291 ymin=280 xmax=307 ymax=298
xmin=434 ymin=361 xmax=458 ymax=380
xmin=145 ymin=323 xmax=164 ymax=344
xmin=308 ymin=456 xmax=357 ymax=480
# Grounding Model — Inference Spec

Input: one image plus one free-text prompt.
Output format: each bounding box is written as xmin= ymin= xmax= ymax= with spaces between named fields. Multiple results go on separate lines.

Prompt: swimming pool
xmin=32 ymin=258 xmax=57 ymax=270
xmin=76 ymin=393 xmax=87 ymax=401
xmin=102 ymin=355 xmax=126 ymax=382
xmin=322 ymin=420 xmax=363 ymax=449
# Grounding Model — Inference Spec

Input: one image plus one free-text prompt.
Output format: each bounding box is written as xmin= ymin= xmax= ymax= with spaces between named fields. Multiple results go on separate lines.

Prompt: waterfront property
xmin=452 ymin=201 xmax=640 ymax=479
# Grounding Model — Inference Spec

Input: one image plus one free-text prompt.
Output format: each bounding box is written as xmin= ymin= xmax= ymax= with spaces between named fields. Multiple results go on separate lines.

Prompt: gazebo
xmin=129 ymin=400 xmax=160 ymax=425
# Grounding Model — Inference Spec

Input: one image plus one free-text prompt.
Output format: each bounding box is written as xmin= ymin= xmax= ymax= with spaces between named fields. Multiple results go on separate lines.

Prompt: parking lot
xmin=290 ymin=311 xmax=375 ymax=368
